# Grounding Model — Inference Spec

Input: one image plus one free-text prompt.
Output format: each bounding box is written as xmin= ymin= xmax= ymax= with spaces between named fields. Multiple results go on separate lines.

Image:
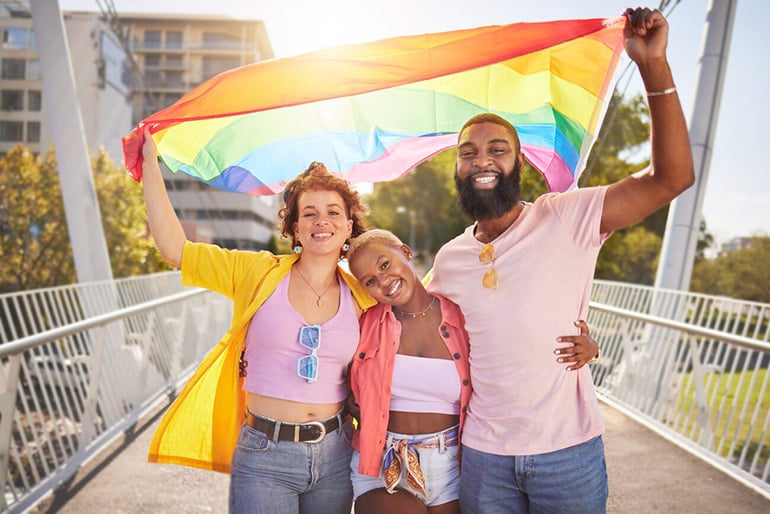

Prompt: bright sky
xmin=60 ymin=0 xmax=770 ymax=248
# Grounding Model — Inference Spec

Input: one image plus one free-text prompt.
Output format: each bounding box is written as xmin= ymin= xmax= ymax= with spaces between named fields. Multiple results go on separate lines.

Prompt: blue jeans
xmin=459 ymin=436 xmax=608 ymax=514
xmin=229 ymin=420 xmax=354 ymax=514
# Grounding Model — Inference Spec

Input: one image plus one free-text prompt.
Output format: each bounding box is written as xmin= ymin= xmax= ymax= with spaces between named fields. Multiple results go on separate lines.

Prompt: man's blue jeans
xmin=459 ymin=435 xmax=608 ymax=514
xmin=229 ymin=420 xmax=354 ymax=514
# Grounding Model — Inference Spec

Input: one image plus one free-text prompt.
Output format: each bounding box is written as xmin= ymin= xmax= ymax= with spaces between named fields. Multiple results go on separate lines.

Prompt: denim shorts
xmin=229 ymin=416 xmax=354 ymax=514
xmin=459 ymin=435 xmax=608 ymax=514
xmin=350 ymin=425 xmax=460 ymax=507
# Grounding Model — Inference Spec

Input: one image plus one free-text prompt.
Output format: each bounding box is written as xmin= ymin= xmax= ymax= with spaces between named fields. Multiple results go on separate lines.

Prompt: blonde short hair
xmin=346 ymin=229 xmax=404 ymax=262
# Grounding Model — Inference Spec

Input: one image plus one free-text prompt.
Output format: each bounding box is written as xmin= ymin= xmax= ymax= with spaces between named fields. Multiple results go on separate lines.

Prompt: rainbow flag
xmin=122 ymin=17 xmax=625 ymax=194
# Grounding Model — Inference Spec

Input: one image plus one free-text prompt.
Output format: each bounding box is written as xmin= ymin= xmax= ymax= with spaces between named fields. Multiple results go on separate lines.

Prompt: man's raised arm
xmin=601 ymin=7 xmax=695 ymax=234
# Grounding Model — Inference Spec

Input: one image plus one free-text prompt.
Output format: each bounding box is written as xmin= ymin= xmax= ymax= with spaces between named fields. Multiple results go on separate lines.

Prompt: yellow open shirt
xmin=148 ymin=241 xmax=375 ymax=472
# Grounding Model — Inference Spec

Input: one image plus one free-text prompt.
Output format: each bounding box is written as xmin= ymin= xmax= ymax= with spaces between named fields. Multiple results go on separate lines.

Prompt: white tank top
xmin=389 ymin=354 xmax=461 ymax=415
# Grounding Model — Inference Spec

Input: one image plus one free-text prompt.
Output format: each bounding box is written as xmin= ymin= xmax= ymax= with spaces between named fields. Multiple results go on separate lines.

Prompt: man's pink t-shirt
xmin=429 ymin=187 xmax=609 ymax=456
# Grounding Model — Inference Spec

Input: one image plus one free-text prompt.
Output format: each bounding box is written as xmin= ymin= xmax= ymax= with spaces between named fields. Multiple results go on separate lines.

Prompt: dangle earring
xmin=293 ymin=244 xmax=303 ymax=254
xmin=339 ymin=240 xmax=351 ymax=260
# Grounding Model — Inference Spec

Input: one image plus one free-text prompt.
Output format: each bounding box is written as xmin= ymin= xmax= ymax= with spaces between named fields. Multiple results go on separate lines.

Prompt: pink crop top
xmin=242 ymin=273 xmax=359 ymax=403
xmin=390 ymin=354 xmax=461 ymax=415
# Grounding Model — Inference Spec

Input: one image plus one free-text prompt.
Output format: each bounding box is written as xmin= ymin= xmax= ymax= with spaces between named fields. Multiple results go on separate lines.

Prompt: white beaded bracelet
xmin=646 ymin=86 xmax=677 ymax=97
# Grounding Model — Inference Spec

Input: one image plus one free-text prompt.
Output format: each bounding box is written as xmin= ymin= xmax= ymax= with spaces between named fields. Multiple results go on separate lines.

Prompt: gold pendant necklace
xmin=394 ymin=296 xmax=437 ymax=319
xmin=294 ymin=266 xmax=334 ymax=307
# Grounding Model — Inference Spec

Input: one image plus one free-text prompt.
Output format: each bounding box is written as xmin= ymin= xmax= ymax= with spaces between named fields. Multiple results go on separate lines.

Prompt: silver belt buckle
xmin=304 ymin=421 xmax=326 ymax=444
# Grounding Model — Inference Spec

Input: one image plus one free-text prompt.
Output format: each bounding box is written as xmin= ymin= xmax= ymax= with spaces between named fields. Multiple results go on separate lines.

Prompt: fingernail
xmin=557 ymin=358 xmax=563 ymax=363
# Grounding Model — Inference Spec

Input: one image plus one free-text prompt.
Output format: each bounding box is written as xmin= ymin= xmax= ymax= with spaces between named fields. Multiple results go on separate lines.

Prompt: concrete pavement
xmin=29 ymin=402 xmax=769 ymax=513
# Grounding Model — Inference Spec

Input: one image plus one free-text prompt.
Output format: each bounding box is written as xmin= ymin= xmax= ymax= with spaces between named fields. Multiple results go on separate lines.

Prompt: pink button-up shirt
xmin=350 ymin=295 xmax=471 ymax=476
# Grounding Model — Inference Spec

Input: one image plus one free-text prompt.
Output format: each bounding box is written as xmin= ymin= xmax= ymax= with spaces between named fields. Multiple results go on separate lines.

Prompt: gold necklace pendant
xmin=294 ymin=266 xmax=334 ymax=307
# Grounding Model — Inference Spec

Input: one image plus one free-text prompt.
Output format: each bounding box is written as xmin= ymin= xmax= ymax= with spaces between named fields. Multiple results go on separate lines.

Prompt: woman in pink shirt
xmin=346 ymin=229 xmax=598 ymax=514
xmin=348 ymin=229 xmax=470 ymax=513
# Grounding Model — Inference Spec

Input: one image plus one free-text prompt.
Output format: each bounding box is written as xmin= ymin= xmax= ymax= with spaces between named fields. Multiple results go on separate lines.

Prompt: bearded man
xmin=427 ymin=7 xmax=694 ymax=514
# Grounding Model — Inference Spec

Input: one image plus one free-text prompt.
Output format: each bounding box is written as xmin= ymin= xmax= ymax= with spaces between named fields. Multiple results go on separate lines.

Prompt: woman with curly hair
xmin=140 ymin=129 xmax=375 ymax=514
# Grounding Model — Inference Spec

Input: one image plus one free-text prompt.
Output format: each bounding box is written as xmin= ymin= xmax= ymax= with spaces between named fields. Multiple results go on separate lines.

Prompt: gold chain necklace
xmin=294 ymin=266 xmax=335 ymax=307
xmin=394 ymin=296 xmax=436 ymax=319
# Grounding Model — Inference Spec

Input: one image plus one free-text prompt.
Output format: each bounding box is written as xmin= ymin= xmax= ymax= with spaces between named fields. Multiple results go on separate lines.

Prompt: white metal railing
xmin=587 ymin=280 xmax=770 ymax=499
xmin=0 ymin=273 xmax=231 ymax=513
xmin=1 ymin=276 xmax=769 ymax=509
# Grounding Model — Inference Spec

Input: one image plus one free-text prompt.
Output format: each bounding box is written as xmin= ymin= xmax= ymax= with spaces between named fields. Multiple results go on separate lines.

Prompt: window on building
xmin=144 ymin=54 xmax=161 ymax=67
xmin=1 ymin=59 xmax=25 ymax=79
xmin=202 ymin=32 xmax=240 ymax=49
xmin=26 ymin=59 xmax=39 ymax=80
xmin=26 ymin=121 xmax=40 ymax=143
xmin=165 ymin=31 xmax=182 ymax=49
xmin=202 ymin=56 xmax=240 ymax=80
xmin=27 ymin=90 xmax=42 ymax=111
xmin=141 ymin=105 xmax=157 ymax=120
xmin=3 ymin=27 xmax=28 ymax=49
xmin=165 ymin=71 xmax=183 ymax=88
xmin=165 ymin=54 xmax=183 ymax=68
xmin=1 ymin=90 xmax=24 ymax=111
xmin=0 ymin=121 xmax=23 ymax=142
xmin=144 ymin=69 xmax=161 ymax=87
xmin=144 ymin=30 xmax=161 ymax=49
xmin=163 ymin=94 xmax=182 ymax=108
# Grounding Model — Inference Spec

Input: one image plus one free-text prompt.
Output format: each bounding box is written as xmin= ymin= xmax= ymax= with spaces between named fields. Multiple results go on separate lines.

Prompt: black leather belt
xmin=244 ymin=409 xmax=343 ymax=444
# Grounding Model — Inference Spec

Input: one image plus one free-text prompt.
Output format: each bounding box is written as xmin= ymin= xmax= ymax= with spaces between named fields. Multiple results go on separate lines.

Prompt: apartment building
xmin=1 ymin=4 xmax=131 ymax=159
xmin=121 ymin=12 xmax=278 ymax=250
xmin=1 ymin=4 xmax=280 ymax=250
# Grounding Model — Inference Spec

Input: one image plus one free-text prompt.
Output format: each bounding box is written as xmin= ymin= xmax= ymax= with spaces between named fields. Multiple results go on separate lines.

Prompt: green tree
xmin=0 ymin=145 xmax=170 ymax=293
xmin=582 ymin=93 xmax=672 ymax=284
xmin=691 ymin=236 xmax=770 ymax=302
xmin=595 ymin=226 xmax=662 ymax=284
xmin=0 ymin=146 xmax=75 ymax=292
xmin=265 ymin=233 xmax=292 ymax=255
xmin=365 ymin=151 xmax=470 ymax=269
xmin=694 ymin=219 xmax=715 ymax=262
xmin=92 ymin=149 xmax=172 ymax=278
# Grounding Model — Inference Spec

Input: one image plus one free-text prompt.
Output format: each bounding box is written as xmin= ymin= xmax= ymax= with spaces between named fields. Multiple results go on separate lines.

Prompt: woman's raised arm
xmin=140 ymin=128 xmax=187 ymax=268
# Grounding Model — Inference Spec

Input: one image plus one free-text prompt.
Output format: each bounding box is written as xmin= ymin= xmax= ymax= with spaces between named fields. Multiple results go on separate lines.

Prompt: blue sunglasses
xmin=298 ymin=325 xmax=321 ymax=382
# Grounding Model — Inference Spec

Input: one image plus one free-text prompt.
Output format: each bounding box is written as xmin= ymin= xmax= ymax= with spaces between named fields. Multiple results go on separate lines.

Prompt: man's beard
xmin=454 ymin=160 xmax=521 ymax=220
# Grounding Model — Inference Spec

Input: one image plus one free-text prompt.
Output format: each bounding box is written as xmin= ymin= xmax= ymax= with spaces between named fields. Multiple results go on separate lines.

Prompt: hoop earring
xmin=293 ymin=244 xmax=303 ymax=254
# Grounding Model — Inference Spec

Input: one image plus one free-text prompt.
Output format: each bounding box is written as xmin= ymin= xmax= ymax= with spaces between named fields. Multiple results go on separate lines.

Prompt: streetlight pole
xmin=654 ymin=0 xmax=737 ymax=292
